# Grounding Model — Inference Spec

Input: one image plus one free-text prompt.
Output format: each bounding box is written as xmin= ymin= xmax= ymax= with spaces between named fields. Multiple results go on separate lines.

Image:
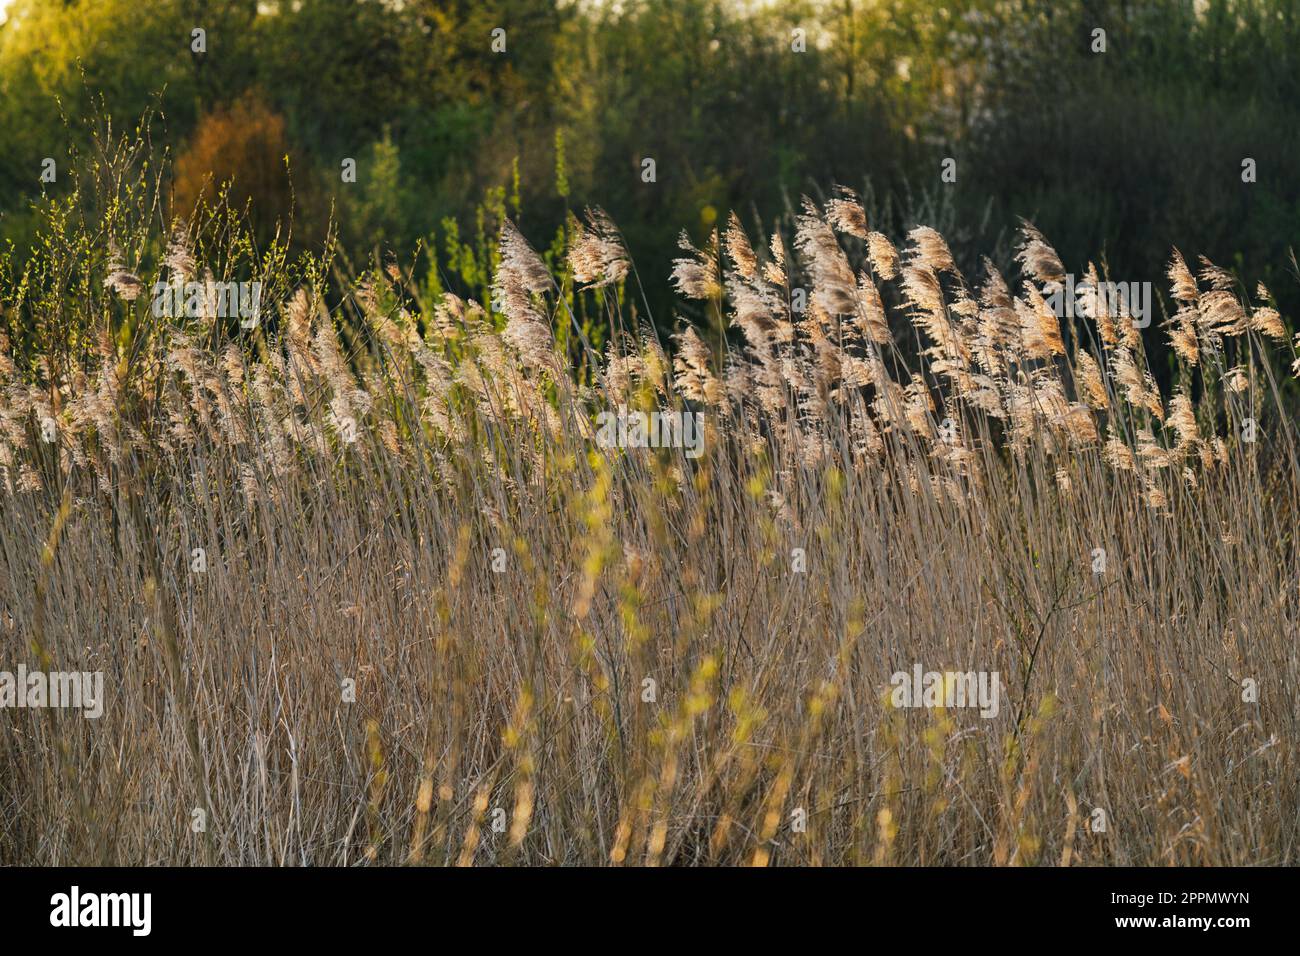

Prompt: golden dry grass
xmin=2 ymin=150 xmax=1298 ymax=866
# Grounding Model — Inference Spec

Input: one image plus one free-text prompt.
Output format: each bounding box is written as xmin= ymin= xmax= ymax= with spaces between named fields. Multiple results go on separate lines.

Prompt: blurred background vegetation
xmin=1 ymin=0 xmax=1298 ymax=329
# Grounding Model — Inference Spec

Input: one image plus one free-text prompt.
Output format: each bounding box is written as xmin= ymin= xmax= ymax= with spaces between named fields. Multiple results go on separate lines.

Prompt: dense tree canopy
xmin=2 ymin=0 xmax=1298 ymax=323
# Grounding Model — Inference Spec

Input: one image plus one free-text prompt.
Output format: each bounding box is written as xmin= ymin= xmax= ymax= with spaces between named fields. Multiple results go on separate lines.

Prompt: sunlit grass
xmin=1 ymin=128 xmax=1297 ymax=866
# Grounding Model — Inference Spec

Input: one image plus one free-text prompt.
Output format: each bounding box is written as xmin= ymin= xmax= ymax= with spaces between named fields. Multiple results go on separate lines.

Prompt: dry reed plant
xmin=2 ymin=144 xmax=1298 ymax=866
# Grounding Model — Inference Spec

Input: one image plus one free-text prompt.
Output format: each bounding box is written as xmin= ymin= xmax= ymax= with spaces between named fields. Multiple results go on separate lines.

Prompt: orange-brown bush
xmin=171 ymin=93 xmax=316 ymax=245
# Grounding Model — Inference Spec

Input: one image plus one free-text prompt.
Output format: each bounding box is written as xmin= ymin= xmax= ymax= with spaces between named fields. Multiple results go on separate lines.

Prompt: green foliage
xmin=2 ymin=0 xmax=1299 ymax=333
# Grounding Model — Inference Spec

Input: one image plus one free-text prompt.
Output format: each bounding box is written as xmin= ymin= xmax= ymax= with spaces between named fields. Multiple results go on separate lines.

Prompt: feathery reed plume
xmin=1198 ymin=290 xmax=1247 ymax=343
xmin=723 ymin=212 xmax=759 ymax=282
xmin=854 ymin=271 xmax=892 ymax=345
xmin=866 ymin=231 xmax=900 ymax=281
xmin=495 ymin=220 xmax=559 ymax=370
xmin=1075 ymin=351 xmax=1109 ymax=409
xmin=672 ymin=326 xmax=722 ymax=405
xmin=671 ymin=229 xmax=722 ymax=302
xmin=1197 ymin=255 xmax=1235 ymax=292
xmin=1017 ymin=284 xmax=1066 ymax=359
xmin=570 ymin=207 xmax=630 ymax=288
xmin=103 ymin=243 xmax=143 ymax=301
xmin=824 ymin=186 xmax=869 ymax=240
xmin=1169 ymin=308 xmax=1200 ymax=365
xmin=795 ymin=198 xmax=857 ymax=314
xmin=1168 ymin=249 xmax=1199 ymax=305
xmin=165 ymin=226 xmax=196 ymax=281
xmin=1017 ymin=221 xmax=1066 ymax=286
xmin=1167 ymin=391 xmax=1198 ymax=447
xmin=907 ymin=225 xmax=957 ymax=275
xmin=1251 ymin=305 xmax=1287 ymax=341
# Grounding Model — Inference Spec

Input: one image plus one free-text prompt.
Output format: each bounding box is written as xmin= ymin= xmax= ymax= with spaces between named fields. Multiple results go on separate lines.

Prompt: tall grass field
xmin=2 ymin=131 xmax=1298 ymax=867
